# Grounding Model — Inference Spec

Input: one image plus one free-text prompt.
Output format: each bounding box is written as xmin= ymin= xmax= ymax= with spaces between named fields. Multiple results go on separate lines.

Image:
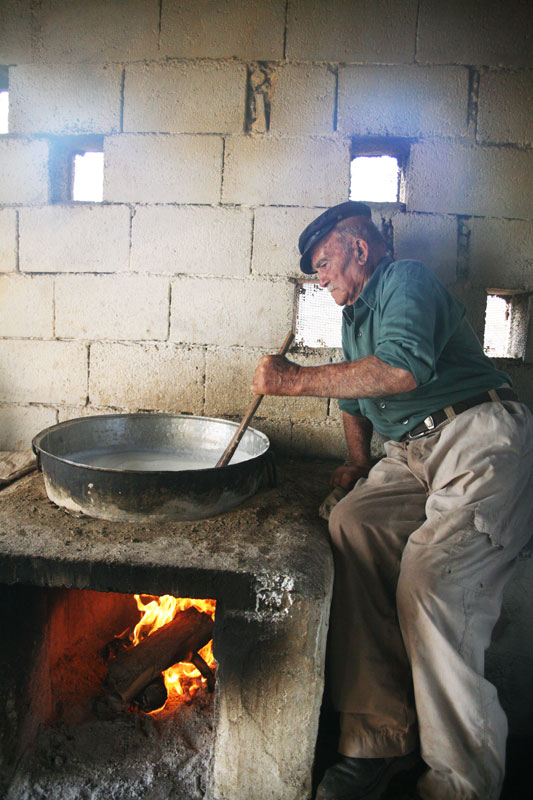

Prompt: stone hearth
xmin=0 ymin=458 xmax=334 ymax=800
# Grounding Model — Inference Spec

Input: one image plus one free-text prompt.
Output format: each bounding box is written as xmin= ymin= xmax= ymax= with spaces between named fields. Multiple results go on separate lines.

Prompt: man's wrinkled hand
xmin=251 ymin=355 xmax=300 ymax=396
xmin=329 ymin=463 xmax=370 ymax=490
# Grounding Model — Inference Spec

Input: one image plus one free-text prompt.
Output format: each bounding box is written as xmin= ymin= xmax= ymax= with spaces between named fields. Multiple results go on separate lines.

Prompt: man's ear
xmin=354 ymin=237 xmax=369 ymax=264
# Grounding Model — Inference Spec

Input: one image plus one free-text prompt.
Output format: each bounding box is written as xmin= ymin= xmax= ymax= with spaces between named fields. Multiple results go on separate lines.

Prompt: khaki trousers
xmin=328 ymin=400 xmax=533 ymax=800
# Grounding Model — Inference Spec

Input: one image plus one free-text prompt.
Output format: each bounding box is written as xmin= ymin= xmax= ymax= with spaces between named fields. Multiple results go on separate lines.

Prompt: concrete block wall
xmin=0 ymin=0 xmax=531 ymax=463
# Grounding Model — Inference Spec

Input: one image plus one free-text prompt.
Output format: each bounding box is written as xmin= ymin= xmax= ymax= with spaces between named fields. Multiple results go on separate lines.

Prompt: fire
xmin=132 ymin=594 xmax=216 ymax=707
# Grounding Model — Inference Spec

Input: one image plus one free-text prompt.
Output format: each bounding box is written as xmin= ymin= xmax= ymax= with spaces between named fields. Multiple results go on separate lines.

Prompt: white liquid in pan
xmin=68 ymin=448 xmax=248 ymax=471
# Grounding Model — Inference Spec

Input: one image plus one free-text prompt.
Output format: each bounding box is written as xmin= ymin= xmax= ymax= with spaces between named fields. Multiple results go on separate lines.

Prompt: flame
xmin=132 ymin=594 xmax=216 ymax=708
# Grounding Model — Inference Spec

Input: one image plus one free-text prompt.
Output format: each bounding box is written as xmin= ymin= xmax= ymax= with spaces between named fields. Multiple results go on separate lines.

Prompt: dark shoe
xmin=315 ymin=752 xmax=421 ymax=800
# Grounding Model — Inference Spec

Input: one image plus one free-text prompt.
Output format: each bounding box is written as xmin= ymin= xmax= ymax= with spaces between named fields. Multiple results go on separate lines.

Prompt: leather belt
xmin=405 ymin=387 xmax=518 ymax=440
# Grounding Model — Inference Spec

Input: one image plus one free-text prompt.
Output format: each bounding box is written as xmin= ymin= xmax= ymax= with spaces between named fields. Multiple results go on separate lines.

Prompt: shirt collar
xmin=342 ymin=257 xmax=392 ymax=322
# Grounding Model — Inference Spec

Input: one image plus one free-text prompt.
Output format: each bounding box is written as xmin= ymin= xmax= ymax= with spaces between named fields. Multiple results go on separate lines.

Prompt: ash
xmin=6 ymin=692 xmax=213 ymax=800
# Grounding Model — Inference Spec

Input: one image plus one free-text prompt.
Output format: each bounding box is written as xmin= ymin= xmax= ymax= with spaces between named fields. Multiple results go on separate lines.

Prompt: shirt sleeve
xmin=373 ymin=263 xmax=465 ymax=387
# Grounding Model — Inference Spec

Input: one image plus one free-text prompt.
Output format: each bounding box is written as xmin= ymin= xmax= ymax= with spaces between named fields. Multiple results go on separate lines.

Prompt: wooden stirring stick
xmin=216 ymin=330 xmax=295 ymax=468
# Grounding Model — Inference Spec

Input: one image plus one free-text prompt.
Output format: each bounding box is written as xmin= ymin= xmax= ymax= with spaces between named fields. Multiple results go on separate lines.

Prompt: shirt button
xmin=379 ymin=401 xmax=386 ymax=409
xmin=402 ymin=419 xmax=409 ymax=425
xmin=357 ymin=332 xmax=362 ymax=337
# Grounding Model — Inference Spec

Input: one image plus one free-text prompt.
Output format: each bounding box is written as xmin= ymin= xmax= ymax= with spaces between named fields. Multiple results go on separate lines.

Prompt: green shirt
xmin=338 ymin=258 xmax=510 ymax=440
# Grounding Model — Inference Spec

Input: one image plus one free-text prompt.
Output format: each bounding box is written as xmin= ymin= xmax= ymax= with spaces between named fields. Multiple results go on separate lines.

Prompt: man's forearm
xmin=343 ymin=412 xmax=372 ymax=466
xmin=251 ymin=354 xmax=416 ymax=398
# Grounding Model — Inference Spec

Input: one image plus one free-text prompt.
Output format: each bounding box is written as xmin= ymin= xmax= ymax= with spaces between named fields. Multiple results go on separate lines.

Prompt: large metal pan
xmin=32 ymin=414 xmax=274 ymax=522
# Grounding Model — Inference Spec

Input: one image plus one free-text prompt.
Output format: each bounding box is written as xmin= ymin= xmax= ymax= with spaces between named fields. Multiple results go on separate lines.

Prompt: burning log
xmin=105 ymin=607 xmax=214 ymax=703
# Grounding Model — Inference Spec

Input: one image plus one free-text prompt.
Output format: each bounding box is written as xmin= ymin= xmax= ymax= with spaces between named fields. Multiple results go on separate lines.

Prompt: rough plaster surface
xmin=89 ymin=342 xmax=205 ymax=413
xmin=124 ymin=62 xmax=246 ymax=134
xmin=0 ymin=0 xmax=32 ymax=63
xmin=469 ymin=218 xmax=533 ymax=289
xmin=286 ymin=0 xmax=418 ymax=62
xmin=392 ymin=212 xmax=458 ymax=285
xmin=131 ymin=205 xmax=253 ymax=277
xmin=0 ymin=406 xmax=57 ymax=451
xmin=408 ymin=142 xmax=533 ymax=219
xmin=417 ymin=0 xmax=533 ymax=67
xmin=0 ymin=210 xmax=17 ymax=272
xmin=0 ymin=459 xmax=334 ymax=800
xmin=252 ymin=206 xmax=323 ymax=276
xmin=55 ymin=275 xmax=170 ymax=341
xmin=0 ymin=340 xmax=87 ymax=405
xmin=223 ymin=136 xmax=350 ymax=206
xmin=477 ymin=70 xmax=533 ymax=146
xmin=169 ymin=277 xmax=294 ymax=348
xmin=0 ymin=139 xmax=49 ymax=205
xmin=19 ymin=206 xmax=131 ymax=273
xmin=35 ymin=0 xmax=160 ymax=63
xmin=9 ymin=64 xmax=122 ymax=135
xmin=338 ymin=65 xmax=470 ymax=138
xmin=269 ymin=64 xmax=336 ymax=135
xmin=104 ymin=135 xmax=223 ymax=204
xmin=0 ymin=275 xmax=54 ymax=338
xmin=160 ymin=0 xmax=286 ymax=60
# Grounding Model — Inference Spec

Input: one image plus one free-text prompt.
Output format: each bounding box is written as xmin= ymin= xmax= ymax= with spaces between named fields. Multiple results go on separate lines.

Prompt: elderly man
xmin=251 ymin=201 xmax=533 ymax=800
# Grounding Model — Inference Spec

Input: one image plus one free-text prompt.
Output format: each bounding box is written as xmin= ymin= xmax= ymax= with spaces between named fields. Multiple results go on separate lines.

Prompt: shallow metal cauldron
xmin=32 ymin=414 xmax=274 ymax=522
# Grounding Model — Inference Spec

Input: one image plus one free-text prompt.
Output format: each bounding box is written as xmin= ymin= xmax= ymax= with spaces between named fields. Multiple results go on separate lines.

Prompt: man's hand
xmin=330 ymin=462 xmax=370 ymax=490
xmin=251 ymin=355 xmax=301 ymax=396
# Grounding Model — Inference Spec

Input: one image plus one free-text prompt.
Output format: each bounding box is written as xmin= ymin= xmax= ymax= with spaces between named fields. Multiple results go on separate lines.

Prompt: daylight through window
xmin=72 ymin=151 xmax=104 ymax=202
xmin=295 ymin=283 xmax=343 ymax=348
xmin=483 ymin=292 xmax=530 ymax=359
xmin=350 ymin=155 xmax=399 ymax=203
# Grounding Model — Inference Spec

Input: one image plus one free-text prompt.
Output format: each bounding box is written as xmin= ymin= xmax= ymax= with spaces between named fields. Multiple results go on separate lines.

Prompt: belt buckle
xmin=408 ymin=415 xmax=436 ymax=440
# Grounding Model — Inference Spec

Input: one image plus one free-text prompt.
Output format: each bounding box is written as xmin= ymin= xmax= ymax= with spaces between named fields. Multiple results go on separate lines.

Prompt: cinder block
xmin=205 ymin=347 xmax=328 ymax=422
xmin=478 ymin=71 xmax=533 ymax=146
xmin=0 ymin=0 xmax=32 ymax=63
xmin=392 ymin=212 xmax=457 ymax=285
xmin=417 ymin=0 xmax=532 ymax=67
xmin=0 ymin=275 xmax=54 ymax=337
xmin=9 ymin=64 xmax=122 ymax=135
xmin=35 ymin=0 xmax=160 ymax=63
xmin=131 ymin=206 xmax=252 ymax=276
xmin=0 ymin=210 xmax=17 ymax=272
xmin=170 ymin=277 xmax=294 ymax=348
xmin=19 ymin=205 xmax=131 ymax=273
xmin=0 ymin=139 xmax=49 ymax=205
xmin=55 ymin=275 xmax=169 ymax=341
xmin=0 ymin=405 xmax=57 ymax=450
xmin=290 ymin=421 xmax=346 ymax=459
xmin=104 ymin=135 xmax=223 ymax=203
xmin=252 ymin=207 xmax=324 ymax=277
xmin=0 ymin=340 xmax=87 ymax=404
xmin=269 ymin=65 xmax=336 ymax=135
xmin=124 ymin=62 xmax=246 ymax=134
xmin=89 ymin=342 xmax=204 ymax=413
xmin=160 ymin=0 xmax=285 ymax=59
xmin=286 ymin=0 xmax=418 ymax=62
xmin=470 ymin=218 xmax=533 ymax=289
xmin=407 ymin=142 xmax=533 ymax=219
xmin=222 ymin=137 xmax=350 ymax=206
xmin=338 ymin=66 xmax=469 ymax=138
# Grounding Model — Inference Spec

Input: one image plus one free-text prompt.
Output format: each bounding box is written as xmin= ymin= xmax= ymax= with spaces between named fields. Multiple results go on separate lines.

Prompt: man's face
xmin=310 ymin=230 xmax=369 ymax=306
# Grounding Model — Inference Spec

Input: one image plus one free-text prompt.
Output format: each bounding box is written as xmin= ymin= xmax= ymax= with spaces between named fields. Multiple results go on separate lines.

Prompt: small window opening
xmin=72 ymin=151 xmax=104 ymax=202
xmin=295 ymin=282 xmax=343 ymax=348
xmin=350 ymin=155 xmax=400 ymax=203
xmin=483 ymin=291 xmax=531 ymax=359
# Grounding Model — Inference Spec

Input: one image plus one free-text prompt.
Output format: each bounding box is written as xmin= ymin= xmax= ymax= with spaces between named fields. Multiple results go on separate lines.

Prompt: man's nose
xmin=317 ymin=269 xmax=328 ymax=287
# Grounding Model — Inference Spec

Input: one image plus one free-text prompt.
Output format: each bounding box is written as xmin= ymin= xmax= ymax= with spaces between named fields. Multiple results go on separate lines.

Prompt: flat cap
xmin=298 ymin=201 xmax=372 ymax=274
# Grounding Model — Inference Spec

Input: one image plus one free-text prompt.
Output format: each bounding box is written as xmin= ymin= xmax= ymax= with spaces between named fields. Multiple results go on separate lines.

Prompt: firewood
xmin=105 ymin=607 xmax=214 ymax=703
